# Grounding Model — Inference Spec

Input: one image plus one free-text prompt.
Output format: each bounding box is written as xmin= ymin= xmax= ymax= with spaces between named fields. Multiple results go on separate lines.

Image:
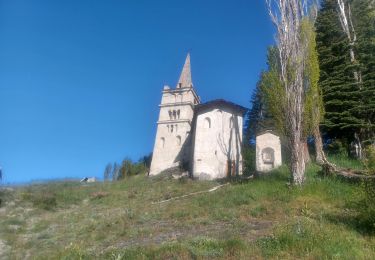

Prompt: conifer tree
xmin=316 ymin=0 xmax=374 ymax=153
xmin=351 ymin=0 xmax=375 ymax=146
xmin=244 ymin=71 xmax=276 ymax=145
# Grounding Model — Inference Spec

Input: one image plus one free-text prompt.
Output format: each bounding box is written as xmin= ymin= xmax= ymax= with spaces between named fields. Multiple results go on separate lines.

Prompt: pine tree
xmin=316 ymin=0 xmax=375 ymax=150
xmin=351 ymin=0 xmax=375 ymax=145
xmin=244 ymin=71 xmax=275 ymax=145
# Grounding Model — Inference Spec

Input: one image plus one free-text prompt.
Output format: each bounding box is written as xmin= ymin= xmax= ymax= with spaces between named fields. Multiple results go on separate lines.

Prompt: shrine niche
xmin=256 ymin=131 xmax=282 ymax=172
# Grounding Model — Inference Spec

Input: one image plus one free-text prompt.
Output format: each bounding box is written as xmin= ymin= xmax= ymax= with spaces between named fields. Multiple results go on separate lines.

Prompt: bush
xmin=363 ymin=145 xmax=375 ymax=173
xmin=326 ymin=139 xmax=347 ymax=156
xmin=357 ymin=145 xmax=375 ymax=233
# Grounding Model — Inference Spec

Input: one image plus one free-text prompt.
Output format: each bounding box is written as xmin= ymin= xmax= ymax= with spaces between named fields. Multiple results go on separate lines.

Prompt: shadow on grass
xmin=323 ymin=192 xmax=375 ymax=236
xmin=324 ymin=211 xmax=374 ymax=235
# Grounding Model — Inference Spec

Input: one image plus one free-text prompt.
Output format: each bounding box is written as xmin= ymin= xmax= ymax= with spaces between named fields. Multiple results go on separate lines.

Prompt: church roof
xmin=176 ymin=53 xmax=193 ymax=88
xmin=195 ymin=99 xmax=247 ymax=114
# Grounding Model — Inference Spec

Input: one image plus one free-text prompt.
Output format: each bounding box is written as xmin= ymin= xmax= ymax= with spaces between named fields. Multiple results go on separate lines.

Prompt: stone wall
xmin=192 ymin=107 xmax=243 ymax=180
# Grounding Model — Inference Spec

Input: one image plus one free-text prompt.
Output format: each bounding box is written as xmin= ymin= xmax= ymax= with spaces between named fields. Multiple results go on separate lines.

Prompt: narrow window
xmin=177 ymin=110 xmax=180 ymax=119
xmin=173 ymin=110 xmax=176 ymax=120
xmin=167 ymin=125 xmax=169 ymax=132
xmin=175 ymin=124 xmax=178 ymax=132
xmin=229 ymin=117 xmax=234 ymax=128
xmin=171 ymin=125 xmax=174 ymax=133
xmin=160 ymin=137 xmax=165 ymax=148
xmin=177 ymin=135 xmax=181 ymax=146
xmin=204 ymin=117 xmax=211 ymax=129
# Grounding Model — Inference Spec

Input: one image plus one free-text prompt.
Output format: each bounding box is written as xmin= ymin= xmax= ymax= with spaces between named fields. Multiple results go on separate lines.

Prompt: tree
xmin=244 ymin=70 xmax=275 ymax=145
xmin=112 ymin=162 xmax=120 ymax=181
xmin=266 ymin=0 xmax=318 ymax=185
xmin=138 ymin=153 xmax=152 ymax=171
xmin=103 ymin=163 xmax=113 ymax=181
xmin=316 ymin=0 xmax=374 ymax=156
xmin=302 ymin=18 xmax=327 ymax=164
xmin=350 ymin=0 xmax=375 ymax=147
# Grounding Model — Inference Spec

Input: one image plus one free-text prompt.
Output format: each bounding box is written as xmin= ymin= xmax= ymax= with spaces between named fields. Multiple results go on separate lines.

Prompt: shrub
xmin=363 ymin=145 xmax=375 ymax=173
xmin=326 ymin=139 xmax=347 ymax=156
xmin=357 ymin=145 xmax=375 ymax=233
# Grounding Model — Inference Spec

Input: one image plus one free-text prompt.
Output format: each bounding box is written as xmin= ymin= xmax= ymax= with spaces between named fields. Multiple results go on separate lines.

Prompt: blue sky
xmin=0 ymin=0 xmax=274 ymax=183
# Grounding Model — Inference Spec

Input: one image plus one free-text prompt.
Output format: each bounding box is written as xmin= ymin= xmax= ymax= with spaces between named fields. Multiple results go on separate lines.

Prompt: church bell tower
xmin=149 ymin=54 xmax=200 ymax=175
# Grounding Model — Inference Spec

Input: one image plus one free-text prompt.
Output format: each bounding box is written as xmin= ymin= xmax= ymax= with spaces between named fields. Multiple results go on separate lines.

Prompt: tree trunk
xmin=290 ymin=137 xmax=306 ymax=185
xmin=303 ymin=141 xmax=311 ymax=164
xmin=354 ymin=132 xmax=363 ymax=159
xmin=314 ymin=126 xmax=326 ymax=165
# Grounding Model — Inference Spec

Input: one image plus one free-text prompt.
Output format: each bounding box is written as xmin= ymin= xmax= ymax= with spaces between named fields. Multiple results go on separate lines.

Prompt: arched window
xmin=171 ymin=125 xmax=174 ymax=133
xmin=173 ymin=110 xmax=177 ymax=120
xmin=160 ymin=137 xmax=165 ymax=148
xmin=204 ymin=117 xmax=211 ymax=129
xmin=176 ymin=135 xmax=181 ymax=146
xmin=177 ymin=110 xmax=180 ymax=119
xmin=175 ymin=124 xmax=178 ymax=132
xmin=168 ymin=110 xmax=172 ymax=120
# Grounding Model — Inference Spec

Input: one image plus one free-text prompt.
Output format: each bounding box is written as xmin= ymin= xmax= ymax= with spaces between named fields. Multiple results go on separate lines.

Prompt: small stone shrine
xmin=256 ymin=131 xmax=282 ymax=172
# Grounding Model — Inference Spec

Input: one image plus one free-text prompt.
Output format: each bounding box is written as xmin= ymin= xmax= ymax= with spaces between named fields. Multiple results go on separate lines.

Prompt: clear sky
xmin=0 ymin=0 xmax=274 ymax=183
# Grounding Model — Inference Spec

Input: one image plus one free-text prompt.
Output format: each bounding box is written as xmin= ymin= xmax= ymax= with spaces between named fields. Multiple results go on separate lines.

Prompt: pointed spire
xmin=176 ymin=53 xmax=193 ymax=88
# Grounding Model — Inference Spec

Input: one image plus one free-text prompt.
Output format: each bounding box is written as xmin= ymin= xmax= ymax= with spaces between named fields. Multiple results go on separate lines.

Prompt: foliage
xmin=118 ymin=157 xmax=148 ymax=179
xmin=302 ymin=18 xmax=325 ymax=137
xmin=326 ymin=139 xmax=348 ymax=156
xmin=316 ymin=0 xmax=375 ymax=145
xmin=351 ymin=0 xmax=375 ymax=146
xmin=244 ymin=70 xmax=276 ymax=145
xmin=242 ymin=145 xmax=256 ymax=175
xmin=104 ymin=154 xmax=151 ymax=181
xmin=355 ymin=145 xmax=375 ymax=233
xmin=364 ymin=145 xmax=375 ymax=172
xmin=259 ymin=48 xmax=287 ymax=137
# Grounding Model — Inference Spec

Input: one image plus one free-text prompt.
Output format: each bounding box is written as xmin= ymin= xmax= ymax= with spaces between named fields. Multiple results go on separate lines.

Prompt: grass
xmin=327 ymin=154 xmax=365 ymax=170
xmin=0 ymin=161 xmax=374 ymax=259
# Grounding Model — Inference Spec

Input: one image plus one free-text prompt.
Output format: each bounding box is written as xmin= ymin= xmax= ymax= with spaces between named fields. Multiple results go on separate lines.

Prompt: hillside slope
xmin=0 ymin=165 xmax=374 ymax=259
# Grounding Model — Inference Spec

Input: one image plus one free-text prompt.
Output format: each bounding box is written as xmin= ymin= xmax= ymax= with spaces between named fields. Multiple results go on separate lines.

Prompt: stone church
xmin=149 ymin=54 xmax=247 ymax=179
